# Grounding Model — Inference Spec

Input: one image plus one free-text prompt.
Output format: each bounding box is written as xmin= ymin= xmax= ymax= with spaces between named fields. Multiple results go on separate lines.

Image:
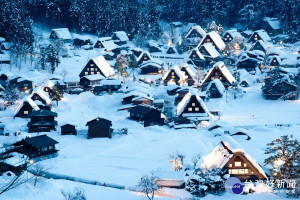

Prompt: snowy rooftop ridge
xmin=14 ymin=97 xmax=40 ymax=115
xmin=163 ymin=65 xmax=186 ymax=81
xmin=202 ymin=43 xmax=220 ymax=58
xmin=202 ymin=61 xmax=236 ymax=85
xmin=113 ymin=31 xmax=129 ymax=42
xmin=185 ymin=25 xmax=206 ymax=38
xmin=51 ymin=28 xmax=72 ymax=40
xmin=92 ymin=56 xmax=115 ymax=77
xmin=206 ymin=78 xmax=225 ymax=94
xmin=30 ymin=87 xmax=52 ymax=105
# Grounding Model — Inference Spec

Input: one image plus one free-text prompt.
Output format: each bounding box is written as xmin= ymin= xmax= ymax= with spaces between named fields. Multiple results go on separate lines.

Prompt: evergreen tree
xmin=46 ymin=44 xmax=60 ymax=74
xmin=52 ymin=81 xmax=64 ymax=106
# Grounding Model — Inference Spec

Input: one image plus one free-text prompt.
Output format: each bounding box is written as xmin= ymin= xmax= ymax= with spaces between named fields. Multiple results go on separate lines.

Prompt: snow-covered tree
xmin=1 ymin=84 xmax=20 ymax=108
xmin=238 ymin=4 xmax=259 ymax=30
xmin=61 ymin=187 xmax=86 ymax=200
xmin=137 ymin=173 xmax=158 ymax=200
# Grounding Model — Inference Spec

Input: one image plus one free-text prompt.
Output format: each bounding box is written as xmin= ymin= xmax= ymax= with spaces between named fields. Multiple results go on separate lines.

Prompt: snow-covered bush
xmin=186 ymin=167 xmax=228 ymax=197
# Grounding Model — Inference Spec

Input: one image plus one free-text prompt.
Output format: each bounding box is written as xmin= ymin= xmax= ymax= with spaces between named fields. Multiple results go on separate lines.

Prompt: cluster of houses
xmin=1 ymin=18 xmax=299 ymax=187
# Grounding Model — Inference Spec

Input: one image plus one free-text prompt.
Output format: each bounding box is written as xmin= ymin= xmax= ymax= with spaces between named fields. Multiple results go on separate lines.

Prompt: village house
xmin=30 ymin=88 xmax=52 ymax=108
xmin=112 ymin=31 xmax=129 ymax=45
xmin=188 ymin=48 xmax=206 ymax=68
xmin=9 ymin=76 xmax=33 ymax=92
xmin=128 ymin=105 xmax=164 ymax=127
xmin=263 ymin=78 xmax=298 ymax=100
xmin=94 ymin=37 xmax=119 ymax=52
xmin=180 ymin=64 xmax=197 ymax=86
xmin=241 ymin=30 xmax=254 ymax=40
xmin=201 ymin=61 xmax=236 ymax=90
xmin=147 ymin=40 xmax=162 ymax=53
xmin=263 ymin=18 xmax=283 ymax=36
xmin=184 ymin=25 xmax=206 ymax=51
xmin=61 ymin=124 xmax=77 ymax=135
xmin=27 ymin=109 xmax=58 ymax=133
xmin=73 ymin=34 xmax=92 ymax=47
xmin=139 ymin=59 xmax=164 ymax=75
xmin=198 ymin=43 xmax=221 ymax=62
xmin=14 ymin=97 xmax=40 ymax=118
xmin=176 ymin=90 xmax=212 ymax=121
xmin=165 ymin=46 xmax=178 ymax=54
xmin=222 ymin=29 xmax=243 ymax=43
xmin=80 ymin=74 xmax=105 ymax=89
xmin=201 ymin=139 xmax=267 ymax=181
xmin=197 ymin=31 xmax=226 ymax=52
xmin=267 ymin=56 xmax=281 ymax=68
xmin=86 ymin=117 xmax=113 ymax=139
xmin=236 ymin=51 xmax=264 ymax=72
xmin=248 ymin=30 xmax=271 ymax=43
xmin=132 ymin=95 xmax=154 ymax=106
xmin=11 ymin=134 xmax=59 ymax=162
xmin=136 ymin=51 xmax=152 ymax=65
xmin=79 ymin=56 xmax=115 ymax=79
xmin=163 ymin=66 xmax=187 ymax=86
xmin=63 ymin=75 xmax=80 ymax=88
xmin=49 ymin=28 xmax=72 ymax=43
xmin=249 ymin=40 xmax=268 ymax=53
xmin=206 ymin=78 xmax=225 ymax=98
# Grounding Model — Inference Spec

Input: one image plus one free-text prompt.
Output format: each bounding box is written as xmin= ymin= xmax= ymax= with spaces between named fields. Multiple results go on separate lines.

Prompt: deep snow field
xmin=0 ymin=28 xmax=299 ymax=199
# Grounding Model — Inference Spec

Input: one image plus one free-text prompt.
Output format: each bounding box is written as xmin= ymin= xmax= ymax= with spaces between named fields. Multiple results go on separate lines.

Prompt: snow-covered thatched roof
xmin=98 ymin=37 xmax=119 ymax=50
xmin=202 ymin=61 xmax=236 ymax=85
xmin=190 ymin=48 xmax=205 ymax=60
xmin=30 ymin=87 xmax=52 ymax=105
xmin=14 ymin=97 xmax=40 ymax=115
xmin=201 ymin=137 xmax=267 ymax=179
xmin=180 ymin=63 xmax=196 ymax=78
xmin=206 ymin=78 xmax=225 ymax=94
xmin=51 ymin=28 xmax=72 ymax=40
xmin=199 ymin=31 xmax=226 ymax=51
xmin=163 ymin=66 xmax=186 ymax=81
xmin=223 ymin=29 xmax=243 ymax=39
xmin=92 ymin=56 xmax=115 ymax=77
xmin=176 ymin=90 xmax=211 ymax=117
xmin=185 ymin=25 xmax=206 ymax=38
xmin=264 ymin=18 xmax=281 ymax=30
xmin=201 ymin=43 xmax=220 ymax=58
xmin=137 ymin=51 xmax=152 ymax=62
xmin=113 ymin=31 xmax=129 ymax=42
xmin=251 ymin=30 xmax=271 ymax=42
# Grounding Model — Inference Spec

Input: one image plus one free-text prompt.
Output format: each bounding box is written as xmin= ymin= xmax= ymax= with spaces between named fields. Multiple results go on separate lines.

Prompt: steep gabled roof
xmin=201 ymin=61 xmax=236 ymax=85
xmin=129 ymin=104 xmax=158 ymax=115
xmin=51 ymin=28 xmax=72 ymax=40
xmin=223 ymin=29 xmax=243 ymax=39
xmin=190 ymin=48 xmax=205 ymax=60
xmin=113 ymin=31 xmax=129 ymax=42
xmin=206 ymin=78 xmax=225 ymax=94
xmin=92 ymin=56 xmax=115 ymax=77
xmin=14 ymin=97 xmax=40 ymax=115
xmin=30 ymin=88 xmax=52 ymax=105
xmin=163 ymin=66 xmax=187 ymax=81
xmin=176 ymin=90 xmax=210 ymax=117
xmin=198 ymin=31 xmax=226 ymax=51
xmin=201 ymin=43 xmax=220 ymax=58
xmin=137 ymin=51 xmax=152 ymax=62
xmin=185 ymin=25 xmax=206 ymax=38
xmin=249 ymin=30 xmax=271 ymax=42
xmin=86 ymin=117 xmax=112 ymax=127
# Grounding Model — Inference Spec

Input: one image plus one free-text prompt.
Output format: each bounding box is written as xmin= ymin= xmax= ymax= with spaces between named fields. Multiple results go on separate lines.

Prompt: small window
xmin=274 ymin=60 xmax=276 ymax=63
xmin=195 ymin=107 xmax=199 ymax=111
xmin=206 ymin=39 xmax=210 ymax=42
xmin=227 ymin=35 xmax=229 ymax=38
xmin=192 ymin=103 xmax=195 ymax=106
xmin=171 ymin=72 xmax=175 ymax=75
xmin=188 ymin=107 xmax=192 ymax=111
xmin=85 ymin=72 xmax=88 ymax=75
xmin=229 ymin=164 xmax=232 ymax=167
xmin=91 ymin=72 xmax=94 ymax=75
xmin=90 ymin=68 xmax=94 ymax=71
xmin=90 ymin=64 xmax=94 ymax=66
xmin=244 ymin=163 xmax=247 ymax=167
xmin=24 ymin=110 xmax=28 ymax=115
xmin=97 ymin=72 xmax=100 ymax=74
xmin=239 ymin=169 xmax=245 ymax=174
xmin=224 ymin=38 xmax=227 ymax=41
xmin=245 ymin=169 xmax=249 ymax=174
xmin=235 ymin=162 xmax=241 ymax=167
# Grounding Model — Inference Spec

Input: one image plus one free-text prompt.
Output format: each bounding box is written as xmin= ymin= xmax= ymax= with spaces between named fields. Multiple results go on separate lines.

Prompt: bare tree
xmin=191 ymin=153 xmax=202 ymax=169
xmin=169 ymin=152 xmax=185 ymax=171
xmin=61 ymin=187 xmax=86 ymax=200
xmin=137 ymin=173 xmax=158 ymax=200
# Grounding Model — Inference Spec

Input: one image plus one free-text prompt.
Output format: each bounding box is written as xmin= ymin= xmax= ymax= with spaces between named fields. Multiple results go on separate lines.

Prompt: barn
xmin=86 ymin=117 xmax=113 ymax=139
xmin=61 ymin=124 xmax=77 ymax=135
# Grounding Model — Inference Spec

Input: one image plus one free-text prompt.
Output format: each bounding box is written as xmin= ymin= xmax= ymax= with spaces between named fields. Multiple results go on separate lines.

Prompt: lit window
xmin=229 ymin=38 xmax=232 ymax=40
xmin=207 ymin=39 xmax=210 ymax=42
xmin=91 ymin=68 xmax=94 ymax=71
xmin=229 ymin=164 xmax=232 ymax=167
xmin=171 ymin=76 xmax=175 ymax=79
xmin=188 ymin=107 xmax=192 ymax=111
xmin=231 ymin=169 xmax=238 ymax=174
xmin=224 ymin=38 xmax=227 ymax=41
xmin=244 ymin=163 xmax=247 ymax=167
xmin=172 ymin=72 xmax=175 ymax=75
xmin=195 ymin=107 xmax=199 ymax=111
xmin=245 ymin=169 xmax=249 ymax=174
xmin=239 ymin=169 xmax=245 ymax=174
xmin=235 ymin=162 xmax=241 ymax=167
xmin=144 ymin=56 xmax=147 ymax=60
xmin=24 ymin=110 xmax=28 ymax=115
xmin=85 ymin=72 xmax=88 ymax=75
xmin=192 ymin=103 xmax=195 ymax=106
xmin=97 ymin=72 xmax=100 ymax=74
xmin=91 ymin=72 xmax=94 ymax=75
xmin=227 ymin=35 xmax=229 ymax=38
xmin=90 ymin=64 xmax=94 ymax=66
xmin=274 ymin=60 xmax=276 ymax=62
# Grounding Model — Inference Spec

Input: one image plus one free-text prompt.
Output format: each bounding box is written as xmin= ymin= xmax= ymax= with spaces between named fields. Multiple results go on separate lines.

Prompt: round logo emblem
xmin=225 ymin=177 xmax=243 ymax=194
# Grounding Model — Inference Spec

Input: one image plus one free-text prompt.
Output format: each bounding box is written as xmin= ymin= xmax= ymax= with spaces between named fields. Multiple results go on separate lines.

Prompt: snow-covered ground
xmin=1 ymin=27 xmax=299 ymax=199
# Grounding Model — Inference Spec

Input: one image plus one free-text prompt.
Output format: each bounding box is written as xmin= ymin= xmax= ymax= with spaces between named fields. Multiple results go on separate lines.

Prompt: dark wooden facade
xmin=250 ymin=41 xmax=267 ymax=52
xmin=207 ymin=83 xmax=223 ymax=98
xmin=163 ymin=69 xmax=185 ymax=86
xmin=202 ymin=67 xmax=232 ymax=89
xmin=86 ymin=117 xmax=113 ymax=139
xmin=14 ymin=102 xmax=37 ymax=118
xmin=226 ymin=153 xmax=266 ymax=181
xmin=12 ymin=135 xmax=58 ymax=159
xmin=61 ymin=124 xmax=77 ymax=135
xmin=264 ymin=81 xmax=297 ymax=100
xmin=74 ymin=38 xmax=92 ymax=47
xmin=236 ymin=58 xmax=260 ymax=72
xmin=166 ymin=46 xmax=176 ymax=54
xmin=27 ymin=110 xmax=57 ymax=133
xmin=180 ymin=67 xmax=195 ymax=86
xmin=79 ymin=60 xmax=104 ymax=78
xmin=179 ymin=95 xmax=206 ymax=116
xmin=198 ymin=34 xmax=222 ymax=52
xmin=10 ymin=77 xmax=33 ymax=92
xmin=137 ymin=53 xmax=151 ymax=65
xmin=129 ymin=105 xmax=163 ymax=127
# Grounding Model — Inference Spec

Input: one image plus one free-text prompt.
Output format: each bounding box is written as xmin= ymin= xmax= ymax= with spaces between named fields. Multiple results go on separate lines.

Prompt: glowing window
xmin=90 ymin=68 xmax=94 ymax=71
xmin=91 ymin=72 xmax=94 ymax=75
xmin=24 ymin=111 xmax=28 ymax=115
xmin=245 ymin=169 xmax=249 ymax=174
xmin=192 ymin=103 xmax=195 ymax=106
xmin=195 ymin=107 xmax=199 ymax=111
xmin=229 ymin=164 xmax=232 ymax=167
xmin=244 ymin=163 xmax=247 ymax=167
xmin=85 ymin=72 xmax=88 ymax=75
xmin=188 ymin=107 xmax=192 ymax=111
xmin=235 ymin=162 xmax=241 ymax=167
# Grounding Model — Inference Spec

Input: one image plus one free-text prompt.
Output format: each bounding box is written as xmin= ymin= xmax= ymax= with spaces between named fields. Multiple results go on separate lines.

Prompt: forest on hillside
xmin=0 ymin=0 xmax=299 ymax=50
